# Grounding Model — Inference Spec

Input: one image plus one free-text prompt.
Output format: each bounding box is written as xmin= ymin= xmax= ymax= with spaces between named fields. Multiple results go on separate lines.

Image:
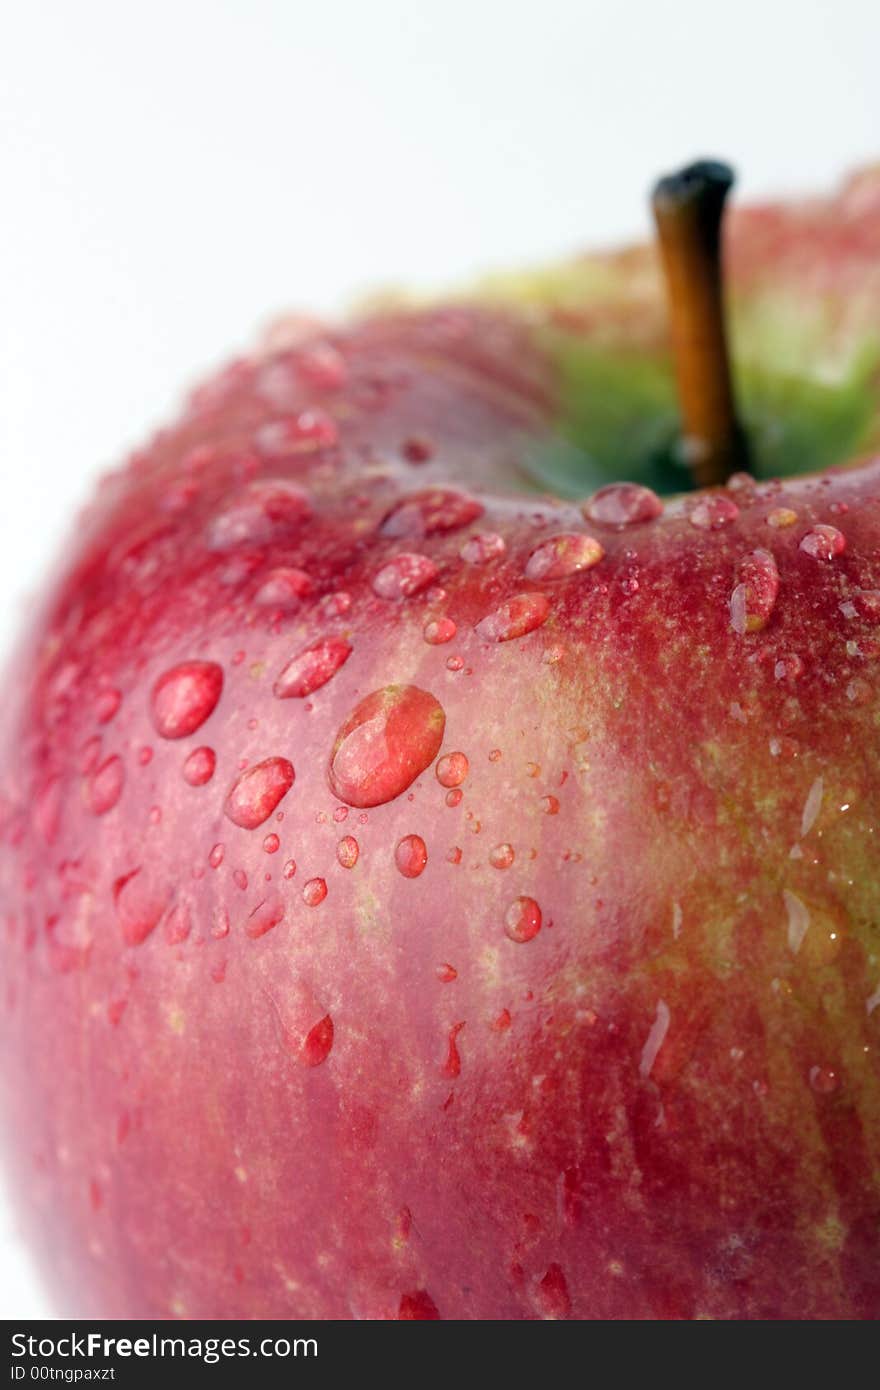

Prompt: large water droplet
xmin=395 ymin=834 xmax=428 ymax=878
xmin=302 ymin=877 xmax=328 ymax=907
xmin=525 ymin=534 xmax=603 ymax=580
xmin=799 ymin=524 xmax=846 ymax=561
xmin=182 ymin=746 xmax=216 ymax=786
xmin=89 ymin=755 xmax=124 ymax=815
xmin=583 ymin=483 xmax=662 ymax=527
xmin=729 ymin=549 xmax=779 ymax=634
xmin=151 ymin=661 xmax=224 ymax=739
xmin=381 ymin=489 xmax=483 ymax=539
xmin=476 ymin=593 xmax=550 ymax=642
xmin=206 ymin=481 xmax=310 ymax=550
xmin=225 ymin=758 xmax=295 ymax=828
xmin=274 ymin=638 xmax=352 ymax=699
xmin=328 ymin=685 xmax=445 ymax=808
xmin=504 ymin=896 xmax=542 ymax=942
xmin=372 ymin=552 xmax=439 ymax=600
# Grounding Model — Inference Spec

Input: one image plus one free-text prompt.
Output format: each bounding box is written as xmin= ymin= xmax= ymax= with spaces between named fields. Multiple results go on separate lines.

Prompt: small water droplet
xmin=336 ymin=835 xmax=359 ymax=868
xmin=206 ymin=481 xmax=310 ymax=550
xmin=774 ymin=653 xmax=803 ymax=682
xmin=541 ymin=794 xmax=560 ymax=815
xmin=182 ymin=746 xmax=216 ymax=786
xmin=847 ymin=677 xmax=872 ymax=705
xmin=729 ymin=549 xmax=779 ymax=634
xmin=397 ymin=1290 xmax=440 ymax=1320
xmin=89 ymin=755 xmax=124 ymax=815
xmin=138 ymin=746 xmax=153 ymax=766
xmin=583 ymin=483 xmax=662 ymax=527
xmin=534 ymin=1264 xmax=571 ymax=1320
xmin=440 ymin=1021 xmax=465 ymax=1077
xmin=460 ymin=531 xmax=506 ymax=564
xmin=301 ymin=1015 xmax=334 ymax=1066
xmin=283 ymin=859 xmax=296 ymax=879
xmin=151 ymin=661 xmax=224 ymax=739
xmin=113 ymin=869 xmax=169 ymax=947
xmin=445 ymin=654 xmax=464 ymax=671
xmin=382 ymin=488 xmax=483 ymax=539
xmin=245 ymin=891 xmax=285 ymax=939
xmin=395 ymin=834 xmax=428 ymax=878
xmin=209 ymin=843 xmax=225 ymax=868
xmin=489 ymin=843 xmax=515 ymax=869
xmin=525 ymin=533 xmax=603 ymax=580
xmin=436 ymin=751 xmax=469 ymax=788
xmin=436 ymin=962 xmax=457 ymax=982
xmin=225 ymin=758 xmax=295 ymax=829
xmin=328 ymin=685 xmax=445 ymax=808
xmin=476 ymin=593 xmax=550 ymax=642
xmin=423 ymin=616 xmax=457 ymax=644
xmin=255 ymin=409 xmax=339 ymax=456
xmin=784 ymin=889 xmax=810 ymax=953
xmin=253 ymin=567 xmax=312 ymax=608
xmin=274 ymin=638 xmax=352 ymax=699
xmin=233 ymin=869 xmax=248 ymax=891
xmin=809 ymin=1065 xmax=839 ymax=1094
xmin=767 ymin=507 xmax=798 ymax=529
xmin=504 ymin=896 xmax=542 ymax=943
xmin=799 ymin=524 xmax=846 ymax=560
xmin=95 ymin=687 xmax=122 ymax=724
xmin=401 ymin=435 xmax=433 ymax=463
xmin=372 ymin=552 xmax=439 ymax=600
xmin=445 ymin=788 xmax=463 ymax=808
xmin=689 ymin=495 xmax=739 ymax=530
xmin=302 ymin=877 xmax=327 ymax=906
xmin=262 ymin=832 xmax=280 ymax=854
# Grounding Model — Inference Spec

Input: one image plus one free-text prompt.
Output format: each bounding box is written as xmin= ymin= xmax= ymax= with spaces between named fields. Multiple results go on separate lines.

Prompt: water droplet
xmin=113 ymin=869 xmax=169 ymax=947
xmin=504 ymin=896 xmax=542 ymax=943
xmin=767 ymin=507 xmax=798 ymax=529
xmin=283 ymin=859 xmax=296 ymax=879
xmin=262 ymin=832 xmax=280 ymax=854
xmin=164 ymin=902 xmax=192 ymax=945
xmin=395 ymin=834 xmax=428 ymax=878
xmin=151 ymin=661 xmax=223 ymax=739
xmin=446 ymin=846 xmax=462 ymax=864
xmin=246 ymin=891 xmax=285 ymax=939
xmin=95 ymin=687 xmax=122 ymax=724
xmin=336 ymin=835 xmax=359 ymax=869
xmin=639 ymin=999 xmax=671 ymax=1078
xmin=423 ymin=616 xmax=457 ymax=644
xmin=525 ymin=533 xmax=603 ymax=580
xmin=801 ymin=777 xmax=823 ymax=836
xmin=397 ymin=1290 xmax=440 ymax=1320
xmin=784 ymin=889 xmax=810 ymax=953
xmin=489 ymin=843 xmax=515 ymax=869
xmin=436 ymin=751 xmax=469 ymax=788
xmin=255 ymin=409 xmax=338 ymax=457
xmin=206 ymin=481 xmax=310 ymax=550
xmin=328 ymin=685 xmax=445 ymax=808
xmin=809 ymin=1065 xmax=839 ymax=1095
xmin=799 ymin=524 xmax=846 ymax=561
xmin=847 ymin=677 xmax=872 ymax=705
xmin=583 ymin=483 xmax=662 ymax=527
xmin=301 ymin=1015 xmax=334 ymax=1066
xmin=372 ymin=552 xmax=439 ymax=600
xmin=381 ymin=488 xmax=483 ymax=539
xmin=689 ymin=495 xmax=739 ymax=530
xmin=302 ymin=877 xmax=327 ymax=906
xmin=274 ymin=638 xmax=352 ymax=699
xmin=541 ymin=794 xmax=560 ymax=815
xmin=225 ymin=758 xmax=295 ymax=828
xmin=401 ymin=435 xmax=433 ymax=463
xmin=534 ymin=1264 xmax=571 ymax=1320
xmin=729 ymin=549 xmax=779 ymax=634
xmin=445 ymin=788 xmax=463 ymax=807
xmin=89 ymin=755 xmax=124 ymax=815
xmin=476 ymin=593 xmax=550 ymax=642
xmin=440 ymin=1021 xmax=465 ymax=1077
xmin=233 ymin=869 xmax=249 ymax=891
xmin=182 ymin=746 xmax=216 ymax=786
xmin=253 ymin=567 xmax=313 ymax=608
xmin=774 ymin=653 xmax=803 ymax=682
xmin=445 ymin=654 xmax=464 ymax=671
xmin=209 ymin=843 xmax=225 ymax=868
xmin=436 ymin=963 xmax=457 ymax=982
xmin=460 ymin=532 xmax=506 ymax=564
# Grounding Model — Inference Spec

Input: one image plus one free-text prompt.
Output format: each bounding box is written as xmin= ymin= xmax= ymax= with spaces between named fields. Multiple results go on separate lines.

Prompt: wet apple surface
xmin=1 ymin=169 xmax=880 ymax=1319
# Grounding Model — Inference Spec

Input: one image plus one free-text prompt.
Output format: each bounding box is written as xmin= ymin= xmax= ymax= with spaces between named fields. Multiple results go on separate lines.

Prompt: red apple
xmin=2 ymin=165 xmax=880 ymax=1320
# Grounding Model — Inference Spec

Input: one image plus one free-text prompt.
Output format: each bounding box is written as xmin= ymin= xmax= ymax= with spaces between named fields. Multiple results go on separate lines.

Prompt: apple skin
xmin=2 ymin=177 xmax=880 ymax=1322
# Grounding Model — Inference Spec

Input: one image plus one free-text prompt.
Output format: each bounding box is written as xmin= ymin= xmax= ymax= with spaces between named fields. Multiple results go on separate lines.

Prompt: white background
xmin=1 ymin=0 xmax=878 ymax=1321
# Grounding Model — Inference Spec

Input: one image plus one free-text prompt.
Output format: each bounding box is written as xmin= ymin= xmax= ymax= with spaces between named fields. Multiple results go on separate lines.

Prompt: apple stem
xmin=652 ymin=160 xmax=749 ymax=488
